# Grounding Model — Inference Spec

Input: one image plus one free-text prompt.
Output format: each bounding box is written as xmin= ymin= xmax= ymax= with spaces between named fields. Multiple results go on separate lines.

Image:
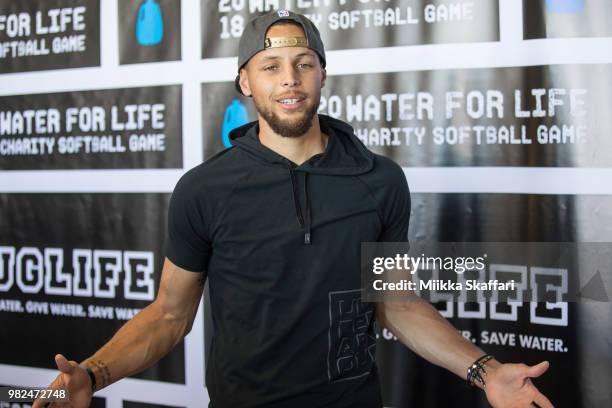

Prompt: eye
xmin=263 ymin=65 xmax=278 ymax=71
xmin=298 ymin=63 xmax=313 ymax=70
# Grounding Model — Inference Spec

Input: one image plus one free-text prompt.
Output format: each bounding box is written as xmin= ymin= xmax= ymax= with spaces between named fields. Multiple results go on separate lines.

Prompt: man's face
xmin=239 ymin=23 xmax=326 ymax=138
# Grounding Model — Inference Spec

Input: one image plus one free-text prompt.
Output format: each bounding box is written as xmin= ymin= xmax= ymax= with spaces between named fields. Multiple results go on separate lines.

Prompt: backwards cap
xmin=234 ymin=10 xmax=326 ymax=95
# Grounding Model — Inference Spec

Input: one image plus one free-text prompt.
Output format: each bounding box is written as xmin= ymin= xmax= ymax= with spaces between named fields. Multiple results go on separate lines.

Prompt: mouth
xmin=276 ymin=95 xmax=306 ymax=110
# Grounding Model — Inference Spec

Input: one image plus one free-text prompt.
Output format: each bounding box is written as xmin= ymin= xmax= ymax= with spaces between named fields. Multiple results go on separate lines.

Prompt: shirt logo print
xmin=327 ymin=290 xmax=376 ymax=382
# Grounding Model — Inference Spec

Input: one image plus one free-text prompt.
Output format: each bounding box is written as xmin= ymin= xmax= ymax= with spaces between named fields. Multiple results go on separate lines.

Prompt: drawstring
xmin=287 ymin=163 xmax=311 ymax=245
xmin=288 ymin=165 xmax=304 ymax=227
xmin=304 ymin=172 xmax=311 ymax=244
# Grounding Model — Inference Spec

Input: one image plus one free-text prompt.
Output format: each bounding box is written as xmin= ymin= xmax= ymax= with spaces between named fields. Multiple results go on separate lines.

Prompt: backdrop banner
xmin=0 ymin=85 xmax=183 ymax=170
xmin=117 ymin=0 xmax=182 ymax=65
xmin=375 ymin=192 xmax=611 ymax=408
xmin=0 ymin=0 xmax=100 ymax=74
xmin=0 ymin=193 xmax=185 ymax=384
xmin=203 ymin=64 xmax=611 ymax=167
xmin=524 ymin=0 xmax=612 ymax=39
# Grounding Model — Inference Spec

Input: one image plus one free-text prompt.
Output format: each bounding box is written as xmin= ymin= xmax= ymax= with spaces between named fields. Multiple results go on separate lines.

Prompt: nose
xmin=281 ymin=66 xmax=300 ymax=88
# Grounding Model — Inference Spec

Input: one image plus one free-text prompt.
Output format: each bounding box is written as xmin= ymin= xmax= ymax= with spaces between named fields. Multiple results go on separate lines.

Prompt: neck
xmin=258 ymin=115 xmax=327 ymax=165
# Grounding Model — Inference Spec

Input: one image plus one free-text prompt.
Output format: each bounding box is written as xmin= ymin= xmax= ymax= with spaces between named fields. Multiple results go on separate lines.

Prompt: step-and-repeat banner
xmin=1 ymin=1 xmax=611 ymax=408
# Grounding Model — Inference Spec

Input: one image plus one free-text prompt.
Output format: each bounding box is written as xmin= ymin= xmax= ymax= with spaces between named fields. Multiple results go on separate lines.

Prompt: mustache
xmin=274 ymin=92 xmax=307 ymax=100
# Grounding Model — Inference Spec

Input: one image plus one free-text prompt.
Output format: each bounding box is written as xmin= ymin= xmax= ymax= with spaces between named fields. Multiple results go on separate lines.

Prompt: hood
xmin=229 ymin=114 xmax=373 ymax=175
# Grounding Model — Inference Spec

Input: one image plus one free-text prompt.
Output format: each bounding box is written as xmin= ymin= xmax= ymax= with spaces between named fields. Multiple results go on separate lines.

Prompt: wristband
xmin=80 ymin=365 xmax=96 ymax=393
xmin=467 ymin=354 xmax=493 ymax=387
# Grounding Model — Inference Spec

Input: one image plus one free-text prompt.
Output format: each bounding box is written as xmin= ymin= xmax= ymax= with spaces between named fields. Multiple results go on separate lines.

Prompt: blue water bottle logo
xmin=136 ymin=0 xmax=164 ymax=46
xmin=222 ymin=99 xmax=249 ymax=148
xmin=545 ymin=0 xmax=584 ymax=13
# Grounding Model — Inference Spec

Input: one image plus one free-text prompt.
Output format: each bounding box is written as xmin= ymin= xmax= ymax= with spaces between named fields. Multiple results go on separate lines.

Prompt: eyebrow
xmin=259 ymin=52 xmax=317 ymax=62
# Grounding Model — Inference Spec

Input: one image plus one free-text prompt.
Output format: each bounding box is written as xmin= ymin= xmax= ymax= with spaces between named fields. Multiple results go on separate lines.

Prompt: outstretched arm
xmin=375 ymin=295 xmax=554 ymax=408
xmin=34 ymin=258 xmax=206 ymax=408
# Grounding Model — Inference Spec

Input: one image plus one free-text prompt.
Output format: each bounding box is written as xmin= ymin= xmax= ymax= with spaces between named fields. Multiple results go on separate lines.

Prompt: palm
xmin=56 ymin=370 xmax=92 ymax=407
xmin=485 ymin=362 xmax=554 ymax=408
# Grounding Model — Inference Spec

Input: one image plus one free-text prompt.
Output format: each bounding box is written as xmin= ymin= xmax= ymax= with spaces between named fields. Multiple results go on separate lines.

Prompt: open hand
xmin=32 ymin=354 xmax=93 ymax=408
xmin=484 ymin=361 xmax=554 ymax=408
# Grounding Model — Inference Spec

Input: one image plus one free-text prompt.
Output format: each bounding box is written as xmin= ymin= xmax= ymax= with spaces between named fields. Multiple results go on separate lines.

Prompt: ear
xmin=321 ymin=67 xmax=327 ymax=89
xmin=239 ymin=68 xmax=252 ymax=97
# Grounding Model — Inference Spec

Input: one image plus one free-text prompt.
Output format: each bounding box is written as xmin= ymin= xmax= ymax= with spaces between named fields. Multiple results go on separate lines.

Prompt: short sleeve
xmin=165 ymin=176 xmax=212 ymax=272
xmin=377 ymin=165 xmax=411 ymax=243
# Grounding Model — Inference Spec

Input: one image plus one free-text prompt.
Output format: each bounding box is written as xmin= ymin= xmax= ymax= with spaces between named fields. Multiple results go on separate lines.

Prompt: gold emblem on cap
xmin=264 ymin=36 xmax=308 ymax=49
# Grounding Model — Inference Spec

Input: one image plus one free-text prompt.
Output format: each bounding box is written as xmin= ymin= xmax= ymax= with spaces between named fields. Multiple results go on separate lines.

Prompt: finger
xmin=33 ymin=376 xmax=62 ymax=408
xmin=533 ymin=390 xmax=555 ymax=408
xmin=54 ymin=354 xmax=74 ymax=374
xmin=528 ymin=361 xmax=550 ymax=378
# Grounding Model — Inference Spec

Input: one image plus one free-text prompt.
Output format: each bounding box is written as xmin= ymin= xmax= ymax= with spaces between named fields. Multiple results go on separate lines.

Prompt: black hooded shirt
xmin=166 ymin=114 xmax=410 ymax=407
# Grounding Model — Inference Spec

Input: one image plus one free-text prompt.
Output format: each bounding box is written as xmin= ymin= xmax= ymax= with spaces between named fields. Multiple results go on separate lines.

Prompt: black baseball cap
xmin=234 ymin=10 xmax=326 ymax=96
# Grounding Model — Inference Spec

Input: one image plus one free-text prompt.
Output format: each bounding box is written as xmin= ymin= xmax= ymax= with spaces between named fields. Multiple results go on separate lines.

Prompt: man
xmin=35 ymin=10 xmax=554 ymax=408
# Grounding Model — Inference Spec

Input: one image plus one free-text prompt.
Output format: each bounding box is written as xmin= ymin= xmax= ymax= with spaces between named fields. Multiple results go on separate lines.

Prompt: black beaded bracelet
xmin=80 ymin=365 xmax=96 ymax=393
xmin=467 ymin=354 xmax=493 ymax=387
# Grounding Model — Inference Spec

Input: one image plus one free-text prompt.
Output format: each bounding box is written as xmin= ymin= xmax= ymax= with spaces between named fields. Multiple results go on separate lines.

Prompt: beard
xmin=254 ymin=94 xmax=320 ymax=138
